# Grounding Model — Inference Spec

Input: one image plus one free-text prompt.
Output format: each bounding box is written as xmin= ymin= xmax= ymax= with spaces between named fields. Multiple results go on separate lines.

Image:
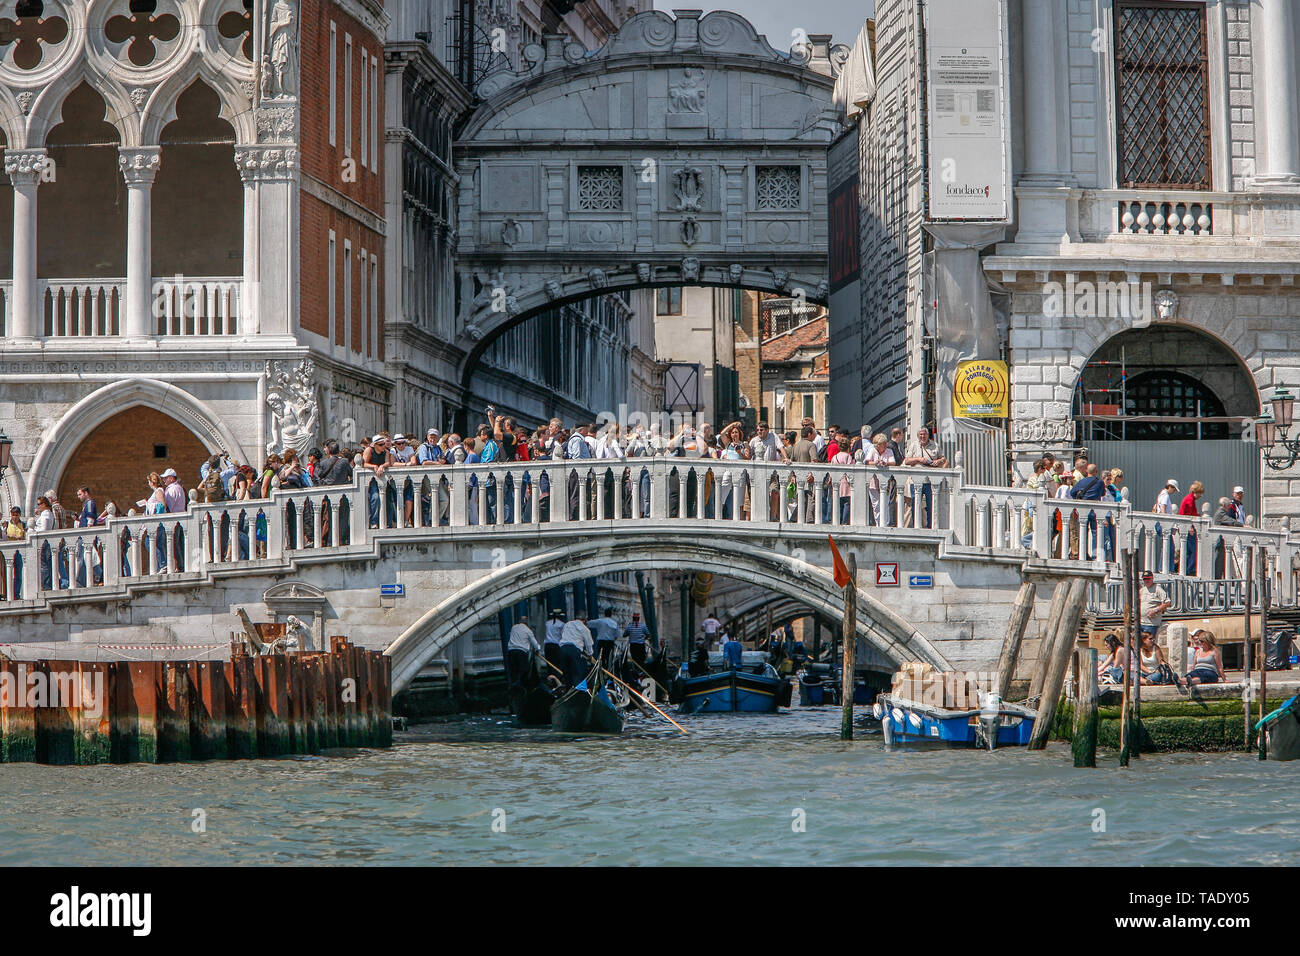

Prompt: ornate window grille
xmin=576 ymin=165 xmax=624 ymax=211
xmin=1113 ymin=1 xmax=1211 ymax=190
xmin=1122 ymin=370 xmax=1226 ymax=440
xmin=755 ymin=165 xmax=802 ymax=210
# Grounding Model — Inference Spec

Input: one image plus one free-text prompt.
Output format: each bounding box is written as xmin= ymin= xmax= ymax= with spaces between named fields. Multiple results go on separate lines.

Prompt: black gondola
xmin=550 ymin=664 xmax=625 ymax=734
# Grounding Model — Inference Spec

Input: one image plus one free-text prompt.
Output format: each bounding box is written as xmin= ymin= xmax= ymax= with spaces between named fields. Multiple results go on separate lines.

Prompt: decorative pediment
xmin=263 ymin=580 xmax=326 ymax=603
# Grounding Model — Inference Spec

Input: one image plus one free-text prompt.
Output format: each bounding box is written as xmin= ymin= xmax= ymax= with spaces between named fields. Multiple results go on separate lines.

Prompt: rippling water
xmin=1 ymin=706 xmax=1296 ymax=866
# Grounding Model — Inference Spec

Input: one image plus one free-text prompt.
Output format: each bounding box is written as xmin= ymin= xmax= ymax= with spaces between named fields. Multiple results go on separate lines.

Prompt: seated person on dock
xmin=1137 ymin=631 xmax=1175 ymax=686
xmin=1186 ymin=630 xmax=1225 ymax=685
xmin=722 ymin=633 xmax=744 ymax=670
xmin=1097 ymin=634 xmax=1126 ymax=685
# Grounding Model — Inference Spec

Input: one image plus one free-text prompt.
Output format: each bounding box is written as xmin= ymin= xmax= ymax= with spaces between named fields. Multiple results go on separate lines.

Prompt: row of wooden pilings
xmin=0 ymin=637 xmax=392 ymax=764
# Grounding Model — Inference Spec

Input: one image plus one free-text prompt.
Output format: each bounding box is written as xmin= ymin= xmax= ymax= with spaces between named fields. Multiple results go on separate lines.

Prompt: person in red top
xmin=1179 ymin=480 xmax=1205 ymax=571
xmin=825 ymin=427 xmax=841 ymax=462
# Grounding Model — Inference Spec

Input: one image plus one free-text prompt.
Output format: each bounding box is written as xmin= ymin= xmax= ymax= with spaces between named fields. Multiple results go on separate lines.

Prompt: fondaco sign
xmin=923 ymin=0 xmax=1012 ymax=222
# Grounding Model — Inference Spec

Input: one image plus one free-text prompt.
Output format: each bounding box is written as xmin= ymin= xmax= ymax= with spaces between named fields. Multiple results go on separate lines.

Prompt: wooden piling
xmin=157 ymin=662 xmax=192 ymax=762
xmin=1259 ymin=549 xmax=1268 ymax=760
xmin=110 ymin=662 xmax=159 ymax=764
xmin=1071 ymin=647 xmax=1098 ymax=768
xmin=225 ymin=655 xmax=257 ymax=759
xmin=996 ymin=580 xmax=1038 ymax=698
xmin=1028 ymin=577 xmax=1088 ymax=750
xmin=1028 ymin=580 xmax=1070 ymax=701
xmin=1120 ymin=551 xmax=1134 ymax=766
xmin=188 ymin=661 xmax=229 ymax=761
xmin=840 ymin=553 xmax=858 ymax=741
xmin=1 ymin=657 xmax=37 ymax=763
xmin=258 ymin=654 xmax=291 ymax=756
xmin=1243 ymin=545 xmax=1254 ymax=751
xmin=75 ymin=661 xmax=111 ymax=765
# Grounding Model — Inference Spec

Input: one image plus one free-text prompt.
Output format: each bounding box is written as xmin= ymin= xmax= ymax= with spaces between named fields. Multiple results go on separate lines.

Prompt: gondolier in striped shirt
xmin=623 ymin=613 xmax=651 ymax=668
xmin=558 ymin=615 xmax=594 ymax=687
xmin=507 ymin=615 xmax=540 ymax=688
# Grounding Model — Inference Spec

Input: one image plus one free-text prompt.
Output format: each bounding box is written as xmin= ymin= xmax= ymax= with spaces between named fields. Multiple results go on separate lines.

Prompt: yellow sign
xmin=953 ymin=360 xmax=1009 ymax=418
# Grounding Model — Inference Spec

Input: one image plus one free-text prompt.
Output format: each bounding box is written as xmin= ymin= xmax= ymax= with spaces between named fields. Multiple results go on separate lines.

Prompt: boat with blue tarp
xmin=875 ymin=692 xmax=1036 ymax=749
xmin=672 ymin=650 xmax=792 ymax=714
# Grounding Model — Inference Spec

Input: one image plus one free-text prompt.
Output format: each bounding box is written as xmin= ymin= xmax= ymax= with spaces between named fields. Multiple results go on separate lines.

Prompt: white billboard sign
xmin=924 ymin=0 xmax=1012 ymax=221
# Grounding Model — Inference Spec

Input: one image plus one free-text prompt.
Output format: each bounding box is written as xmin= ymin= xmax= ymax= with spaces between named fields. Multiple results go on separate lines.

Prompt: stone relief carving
xmin=587 ymin=267 xmax=608 ymax=289
xmin=255 ymin=105 xmax=296 ymax=141
xmin=265 ymin=359 xmax=319 ymax=457
xmin=544 ymin=280 xmax=562 ymax=300
xmin=770 ymin=268 xmax=790 ymax=292
xmin=636 ymin=263 xmax=651 ymax=283
xmin=1010 ymin=419 xmax=1074 ymax=444
xmin=681 ymin=257 xmax=700 ymax=282
xmin=16 ymin=91 xmax=34 ymax=115
xmin=672 ymin=166 xmax=703 ymax=211
xmin=668 ymin=68 xmax=705 ymax=113
xmin=500 ymin=218 xmax=521 ymax=247
xmin=680 ymin=215 xmax=699 ymax=247
xmin=728 ymin=263 xmax=744 ymax=283
xmin=1154 ymin=288 xmax=1179 ymax=321
xmin=234 ymin=146 xmax=299 ymax=181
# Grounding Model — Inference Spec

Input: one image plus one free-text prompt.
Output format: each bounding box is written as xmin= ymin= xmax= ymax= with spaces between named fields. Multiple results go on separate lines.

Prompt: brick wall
xmin=299 ymin=0 xmax=385 ymax=358
xmin=56 ymin=406 xmax=209 ymax=523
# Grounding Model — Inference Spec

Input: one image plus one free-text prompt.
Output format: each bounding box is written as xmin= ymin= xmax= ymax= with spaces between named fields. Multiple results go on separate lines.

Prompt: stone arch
xmin=385 ymin=533 xmax=948 ymax=693
xmin=140 ymin=59 xmax=254 ymax=147
xmin=0 ymin=84 xmax=27 ymax=150
xmin=1071 ymin=321 xmax=1262 ymax=426
xmin=27 ymin=63 xmax=140 ymax=148
xmin=25 ymin=378 xmax=249 ymax=513
xmin=460 ymin=275 xmax=827 ymax=391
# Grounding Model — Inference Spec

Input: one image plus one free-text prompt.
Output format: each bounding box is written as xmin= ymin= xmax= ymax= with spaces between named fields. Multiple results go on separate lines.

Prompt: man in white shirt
xmin=1154 ymin=478 xmax=1180 ymax=514
xmin=701 ymin=612 xmax=722 ymax=643
xmin=901 ymin=426 xmax=947 ymax=528
xmin=558 ymin=615 xmax=594 ymax=685
xmin=748 ymin=422 xmax=787 ymax=462
xmin=507 ymin=615 xmax=540 ymax=687
xmin=589 ymin=607 xmax=621 ymax=666
xmin=544 ymin=610 xmax=565 ymax=675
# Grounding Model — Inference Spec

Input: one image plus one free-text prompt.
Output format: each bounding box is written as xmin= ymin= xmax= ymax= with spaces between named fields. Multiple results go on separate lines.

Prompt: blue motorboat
xmin=875 ymin=693 xmax=1036 ymax=749
xmin=674 ymin=651 xmax=792 ymax=714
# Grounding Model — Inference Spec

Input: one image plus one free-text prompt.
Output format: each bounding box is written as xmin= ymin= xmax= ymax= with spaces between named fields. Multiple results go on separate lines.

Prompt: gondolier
xmin=623 ymin=612 xmax=651 ymax=667
xmin=558 ymin=615 xmax=594 ymax=686
xmin=507 ymin=615 xmax=541 ymax=688
xmin=590 ymin=607 xmax=621 ymax=666
xmin=544 ymin=609 xmax=565 ymax=673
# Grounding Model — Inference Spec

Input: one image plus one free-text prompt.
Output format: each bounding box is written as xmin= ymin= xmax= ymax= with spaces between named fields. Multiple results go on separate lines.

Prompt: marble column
xmin=1020 ymin=0 xmax=1063 ymax=183
xmin=1255 ymin=0 xmax=1300 ymax=185
xmin=5 ymin=148 xmax=47 ymax=341
xmin=119 ymin=146 xmax=161 ymax=339
xmin=235 ymin=145 xmax=300 ymax=339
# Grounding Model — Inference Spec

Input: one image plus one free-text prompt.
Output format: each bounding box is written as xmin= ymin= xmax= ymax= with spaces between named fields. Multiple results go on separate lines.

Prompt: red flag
xmin=828 ymin=535 xmax=851 ymax=589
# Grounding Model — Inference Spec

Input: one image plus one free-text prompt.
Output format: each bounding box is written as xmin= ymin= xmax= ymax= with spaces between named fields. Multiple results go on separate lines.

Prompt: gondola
xmin=674 ymin=650 xmax=792 ymax=714
xmin=510 ymin=679 xmax=558 ymax=726
xmin=550 ymin=664 xmax=626 ymax=734
xmin=1256 ymin=694 xmax=1300 ymax=761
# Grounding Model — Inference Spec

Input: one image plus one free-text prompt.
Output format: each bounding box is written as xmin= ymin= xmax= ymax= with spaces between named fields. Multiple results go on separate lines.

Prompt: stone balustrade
xmin=0 ymin=459 xmax=1294 ymax=611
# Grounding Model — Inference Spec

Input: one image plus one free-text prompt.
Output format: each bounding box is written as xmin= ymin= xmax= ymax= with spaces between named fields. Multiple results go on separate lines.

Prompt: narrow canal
xmin=1 ymin=707 xmax=1295 ymax=865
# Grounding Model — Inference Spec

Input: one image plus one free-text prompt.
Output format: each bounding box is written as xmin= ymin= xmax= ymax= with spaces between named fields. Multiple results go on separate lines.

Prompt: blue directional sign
xmin=380 ymin=583 xmax=406 ymax=597
xmin=908 ymin=574 xmax=933 ymax=589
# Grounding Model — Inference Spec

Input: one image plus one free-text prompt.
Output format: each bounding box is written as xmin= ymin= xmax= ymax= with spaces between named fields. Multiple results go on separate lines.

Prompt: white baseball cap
xmin=1166 ymin=478 xmax=1180 ymax=491
xmin=161 ymin=468 xmax=178 ymax=479
xmin=1233 ymin=486 xmax=1244 ymax=494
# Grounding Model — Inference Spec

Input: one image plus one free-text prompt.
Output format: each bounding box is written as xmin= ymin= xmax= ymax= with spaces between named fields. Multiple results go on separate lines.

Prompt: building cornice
xmin=300 ymin=172 xmax=386 ymax=234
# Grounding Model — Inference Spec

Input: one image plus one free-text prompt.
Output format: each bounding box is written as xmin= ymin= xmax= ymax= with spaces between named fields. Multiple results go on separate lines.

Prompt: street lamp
xmin=0 ymin=429 xmax=11 ymax=483
xmin=1258 ymin=386 xmax=1300 ymax=469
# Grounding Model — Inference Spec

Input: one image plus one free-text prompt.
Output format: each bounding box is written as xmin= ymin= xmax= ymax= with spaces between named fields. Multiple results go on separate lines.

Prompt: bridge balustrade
xmin=1 ymin=460 xmax=1296 ymax=609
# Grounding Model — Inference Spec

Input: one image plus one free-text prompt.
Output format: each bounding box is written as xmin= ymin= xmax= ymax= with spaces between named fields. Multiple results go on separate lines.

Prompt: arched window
xmin=1123 ymin=370 xmax=1226 ymax=439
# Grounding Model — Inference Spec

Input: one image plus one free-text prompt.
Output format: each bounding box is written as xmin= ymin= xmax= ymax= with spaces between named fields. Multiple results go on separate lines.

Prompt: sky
xmin=657 ymin=0 xmax=874 ymax=51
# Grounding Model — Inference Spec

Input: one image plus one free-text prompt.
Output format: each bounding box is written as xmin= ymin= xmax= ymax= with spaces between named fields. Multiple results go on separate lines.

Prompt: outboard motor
xmin=977 ymin=690 xmax=1003 ymax=751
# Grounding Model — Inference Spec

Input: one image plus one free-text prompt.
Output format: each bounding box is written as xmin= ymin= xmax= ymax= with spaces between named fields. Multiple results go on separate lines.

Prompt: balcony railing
xmin=7 ymin=277 xmax=242 ymax=341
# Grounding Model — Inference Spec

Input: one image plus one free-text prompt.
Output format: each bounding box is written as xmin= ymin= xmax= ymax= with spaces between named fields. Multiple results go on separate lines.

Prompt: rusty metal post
xmin=1 ymin=657 xmax=37 ymax=762
xmin=75 ymin=661 xmax=111 ymax=765
xmin=39 ymin=660 xmax=76 ymax=765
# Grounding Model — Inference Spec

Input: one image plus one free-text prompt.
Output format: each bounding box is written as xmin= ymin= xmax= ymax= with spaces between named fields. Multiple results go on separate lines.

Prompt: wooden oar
xmin=627 ymin=654 xmax=671 ymax=698
xmin=600 ymin=665 xmax=688 ymax=734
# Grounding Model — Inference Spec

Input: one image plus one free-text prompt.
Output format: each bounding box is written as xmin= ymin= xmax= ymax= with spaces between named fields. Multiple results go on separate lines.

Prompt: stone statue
xmin=265 ymin=359 xmax=319 ymax=457
xmin=672 ymin=166 xmax=703 ymax=211
xmin=668 ymin=69 xmax=705 ymax=113
xmin=267 ymin=0 xmax=298 ymax=98
xmin=1154 ymin=288 xmax=1178 ymax=321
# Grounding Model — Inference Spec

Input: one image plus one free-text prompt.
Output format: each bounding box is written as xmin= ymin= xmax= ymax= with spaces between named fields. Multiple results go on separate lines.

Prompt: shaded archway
xmin=57 ymin=405 xmax=209 ymax=519
xmin=25 ymin=377 xmax=250 ymax=513
xmin=385 ymin=532 xmax=948 ymax=693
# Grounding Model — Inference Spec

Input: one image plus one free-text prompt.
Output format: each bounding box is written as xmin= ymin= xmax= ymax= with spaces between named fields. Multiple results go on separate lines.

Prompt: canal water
xmin=1 ymin=706 xmax=1296 ymax=866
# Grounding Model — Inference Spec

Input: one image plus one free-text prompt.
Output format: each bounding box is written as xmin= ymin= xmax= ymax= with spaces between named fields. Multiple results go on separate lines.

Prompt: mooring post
xmin=1072 ymin=647 xmax=1098 ymax=768
xmin=995 ymin=580 xmax=1037 ymax=699
xmin=1260 ymin=548 xmax=1269 ymax=760
xmin=1120 ymin=551 xmax=1134 ymax=767
xmin=1028 ymin=577 xmax=1087 ymax=750
xmin=1243 ymin=545 xmax=1254 ymax=752
xmin=840 ymin=553 xmax=858 ymax=741
xmin=1029 ymin=580 xmax=1070 ymax=701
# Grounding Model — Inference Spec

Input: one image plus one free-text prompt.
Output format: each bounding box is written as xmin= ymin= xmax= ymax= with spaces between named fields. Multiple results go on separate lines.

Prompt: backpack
xmin=200 ymin=470 xmax=226 ymax=503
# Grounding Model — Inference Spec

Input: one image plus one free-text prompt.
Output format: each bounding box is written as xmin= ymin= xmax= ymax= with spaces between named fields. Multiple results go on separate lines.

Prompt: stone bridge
xmin=452 ymin=8 xmax=842 ymax=385
xmin=0 ymin=460 xmax=1292 ymax=693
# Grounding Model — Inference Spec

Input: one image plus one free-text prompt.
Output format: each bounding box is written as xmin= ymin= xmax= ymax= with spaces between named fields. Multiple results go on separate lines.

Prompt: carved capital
xmin=234 ymin=146 xmax=299 ymax=182
xmin=118 ymin=147 xmax=162 ymax=185
xmin=5 ymin=148 xmax=49 ymax=187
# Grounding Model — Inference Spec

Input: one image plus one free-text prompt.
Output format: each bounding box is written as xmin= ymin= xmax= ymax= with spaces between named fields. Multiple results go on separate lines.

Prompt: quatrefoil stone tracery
xmin=104 ymin=4 xmax=181 ymax=68
xmin=0 ymin=0 xmax=69 ymax=71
